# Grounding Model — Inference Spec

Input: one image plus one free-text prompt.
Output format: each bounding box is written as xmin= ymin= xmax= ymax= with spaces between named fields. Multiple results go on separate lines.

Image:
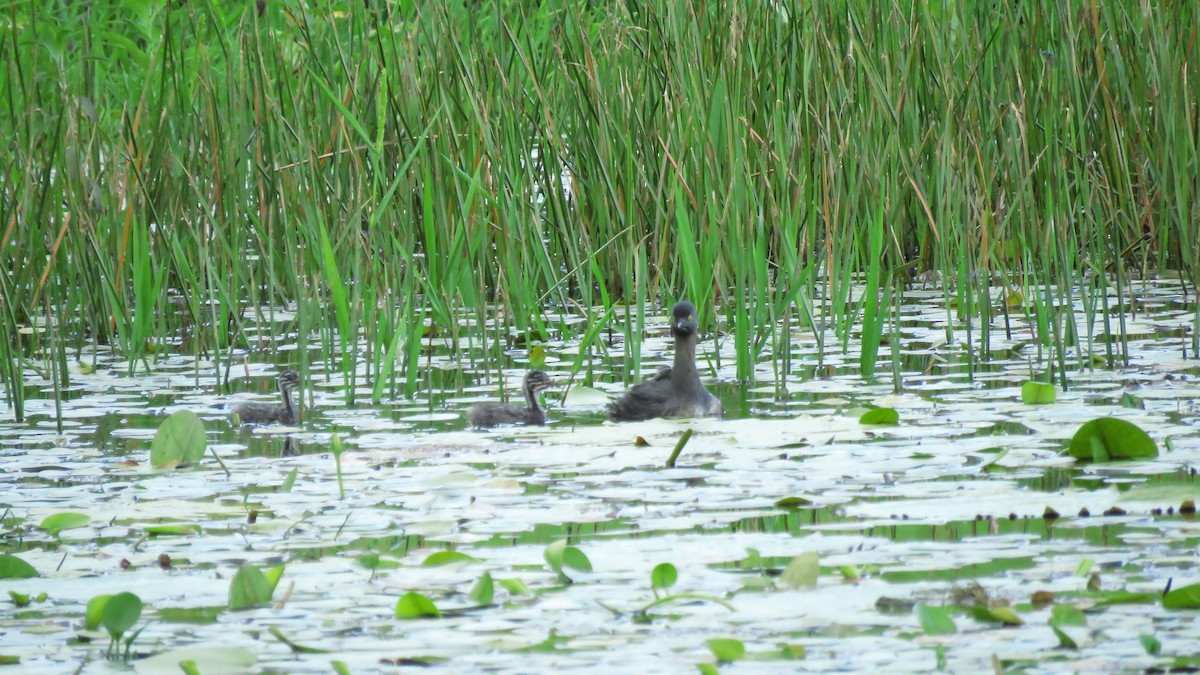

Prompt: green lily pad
xmin=421 ymin=551 xmax=479 ymax=567
xmin=651 ymin=563 xmax=678 ymax=594
xmin=1021 ymin=381 xmax=1057 ymax=404
xmin=780 ymin=552 xmax=819 ymax=589
xmin=470 ymin=572 xmax=494 ymax=606
xmin=859 ymin=407 xmax=899 ymax=425
xmin=915 ymin=604 xmax=957 ymax=635
xmin=0 ymin=554 xmax=37 ymax=579
xmin=101 ymin=592 xmax=143 ymax=639
xmin=228 ymin=564 xmax=273 ymax=610
xmin=151 ymin=410 xmax=207 ymax=469
xmin=38 ymin=512 xmax=91 ymax=535
xmin=1066 ymin=417 xmax=1157 ymax=462
xmin=1163 ymin=582 xmax=1200 ymax=609
xmin=706 ymin=638 xmax=745 ymax=662
xmin=395 ymin=591 xmax=441 ymax=619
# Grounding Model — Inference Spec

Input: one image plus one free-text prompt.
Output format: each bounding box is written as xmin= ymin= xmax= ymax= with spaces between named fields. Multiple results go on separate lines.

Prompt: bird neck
xmin=280 ymin=382 xmax=296 ymax=418
xmin=672 ymin=331 xmax=701 ymax=385
xmin=523 ymin=383 xmax=543 ymax=413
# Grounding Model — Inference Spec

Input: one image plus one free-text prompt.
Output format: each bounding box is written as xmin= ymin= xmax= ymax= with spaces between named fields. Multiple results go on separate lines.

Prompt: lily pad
xmin=915 ymin=604 xmax=957 ymax=635
xmin=151 ymin=410 xmax=207 ymax=469
xmin=0 ymin=554 xmax=37 ymax=579
xmin=1066 ymin=417 xmax=1157 ymax=462
xmin=38 ymin=512 xmax=91 ymax=535
xmin=1163 ymin=583 xmax=1200 ymax=610
xmin=395 ymin=591 xmax=441 ymax=619
xmin=101 ymin=592 xmax=143 ymax=639
xmin=859 ymin=407 xmax=899 ymax=425
xmin=228 ymin=564 xmax=273 ymax=610
xmin=1021 ymin=381 xmax=1057 ymax=404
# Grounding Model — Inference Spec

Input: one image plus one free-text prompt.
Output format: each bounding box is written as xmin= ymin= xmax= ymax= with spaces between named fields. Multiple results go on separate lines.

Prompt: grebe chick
xmin=231 ymin=370 xmax=301 ymax=425
xmin=467 ymin=370 xmax=559 ymax=428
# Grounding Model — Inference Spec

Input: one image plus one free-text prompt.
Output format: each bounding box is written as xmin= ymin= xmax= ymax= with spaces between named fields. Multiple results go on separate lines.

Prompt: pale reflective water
xmin=2 ymin=280 xmax=1199 ymax=673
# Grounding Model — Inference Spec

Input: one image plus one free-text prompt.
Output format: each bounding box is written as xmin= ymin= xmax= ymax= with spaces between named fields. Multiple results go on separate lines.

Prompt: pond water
xmin=2 ymin=280 xmax=1200 ymax=673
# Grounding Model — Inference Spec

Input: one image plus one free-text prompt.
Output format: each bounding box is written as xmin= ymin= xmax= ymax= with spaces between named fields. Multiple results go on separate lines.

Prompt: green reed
xmin=1 ymin=0 xmax=1197 ymax=417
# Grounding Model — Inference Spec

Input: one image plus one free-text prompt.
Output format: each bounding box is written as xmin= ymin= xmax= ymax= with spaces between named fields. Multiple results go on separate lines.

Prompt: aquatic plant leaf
xmin=262 ymin=565 xmax=285 ymax=595
xmin=1140 ymin=634 xmax=1162 ymax=655
xmin=228 ymin=564 xmax=273 ymax=610
xmin=143 ymin=524 xmax=201 ymax=536
xmin=358 ymin=554 xmax=400 ymax=570
xmin=157 ymin=606 xmax=224 ymax=624
xmin=1117 ymin=483 xmax=1200 ymax=505
xmin=395 ymin=591 xmax=441 ymax=619
xmin=1084 ymin=590 xmax=1158 ymax=605
xmin=1020 ymin=381 xmax=1057 ymax=404
xmin=774 ymin=496 xmax=812 ymax=508
xmin=915 ymin=604 xmax=957 ymax=635
xmin=706 ymin=638 xmax=746 ymax=662
xmin=421 ymin=551 xmax=479 ymax=567
xmin=470 ymin=572 xmax=494 ymax=606
xmin=101 ymin=592 xmax=142 ymax=639
xmin=780 ymin=552 xmax=819 ymax=589
xmin=561 ymin=546 xmax=592 ymax=572
xmin=529 ymin=346 xmax=547 ymax=369
xmin=1163 ymin=583 xmax=1200 ymax=609
xmin=545 ymin=540 xmax=591 ymax=581
xmin=859 ymin=408 xmax=899 ymax=425
xmin=969 ymin=605 xmax=1022 ymax=626
xmin=651 ymin=563 xmax=678 ymax=595
xmin=280 ymin=468 xmax=298 ymax=492
xmin=696 ymin=664 xmax=719 ymax=675
xmin=1067 ymin=418 xmax=1157 ymax=462
xmin=38 ymin=512 xmax=91 ymax=535
xmin=268 ymin=626 xmax=329 ymax=653
xmin=134 ymin=646 xmax=256 ymax=674
xmin=0 ymin=554 xmax=37 ymax=579
xmin=1051 ymin=624 xmax=1078 ymax=649
xmin=1050 ymin=604 xmax=1086 ymax=626
xmin=498 ymin=578 xmax=531 ymax=596
xmin=151 ymin=410 xmax=207 ymax=469
xmin=85 ymin=594 xmax=112 ymax=630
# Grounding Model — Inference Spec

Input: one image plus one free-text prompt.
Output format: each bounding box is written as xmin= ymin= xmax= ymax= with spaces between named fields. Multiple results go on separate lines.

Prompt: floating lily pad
xmin=228 ymin=564 xmax=274 ymax=610
xmin=38 ymin=512 xmax=91 ymax=535
xmin=395 ymin=591 xmax=441 ymax=619
xmin=1021 ymin=381 xmax=1057 ymax=404
xmin=151 ymin=410 xmax=207 ymax=469
xmin=470 ymin=572 xmax=494 ymax=605
xmin=915 ymin=604 xmax=957 ymax=635
xmin=780 ymin=552 xmax=819 ymax=589
xmin=706 ymin=638 xmax=745 ymax=662
xmin=859 ymin=407 xmax=899 ymax=425
xmin=0 ymin=554 xmax=37 ymax=579
xmin=651 ymin=563 xmax=677 ymax=594
xmin=101 ymin=592 xmax=143 ymax=640
xmin=1163 ymin=583 xmax=1200 ymax=610
xmin=1066 ymin=417 xmax=1158 ymax=462
xmin=421 ymin=551 xmax=479 ymax=567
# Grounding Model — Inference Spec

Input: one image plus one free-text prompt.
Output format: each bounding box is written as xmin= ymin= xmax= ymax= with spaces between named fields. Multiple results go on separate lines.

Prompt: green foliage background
xmin=2 ymin=1 xmax=1196 ymax=410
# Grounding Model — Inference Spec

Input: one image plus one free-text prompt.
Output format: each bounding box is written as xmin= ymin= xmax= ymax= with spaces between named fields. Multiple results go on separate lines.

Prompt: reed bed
xmin=2 ymin=1 xmax=1196 ymax=419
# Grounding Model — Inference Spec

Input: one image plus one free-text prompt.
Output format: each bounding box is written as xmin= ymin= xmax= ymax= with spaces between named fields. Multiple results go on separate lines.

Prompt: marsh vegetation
xmin=2 ymin=1 xmax=1200 ymax=672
